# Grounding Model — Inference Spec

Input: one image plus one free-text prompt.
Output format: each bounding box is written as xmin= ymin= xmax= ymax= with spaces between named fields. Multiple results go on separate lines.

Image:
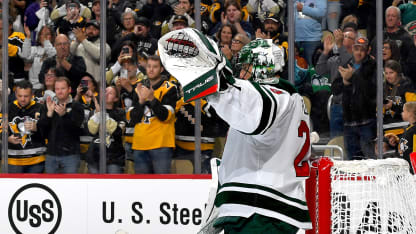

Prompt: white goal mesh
xmin=306 ymin=157 xmax=416 ymax=234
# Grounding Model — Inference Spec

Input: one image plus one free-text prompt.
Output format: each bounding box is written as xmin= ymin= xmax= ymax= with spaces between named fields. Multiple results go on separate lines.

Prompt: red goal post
xmin=305 ymin=157 xmax=416 ymax=234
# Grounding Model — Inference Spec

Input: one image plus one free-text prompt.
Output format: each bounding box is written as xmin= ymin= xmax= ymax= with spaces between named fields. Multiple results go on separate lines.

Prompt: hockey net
xmin=306 ymin=157 xmax=416 ymax=234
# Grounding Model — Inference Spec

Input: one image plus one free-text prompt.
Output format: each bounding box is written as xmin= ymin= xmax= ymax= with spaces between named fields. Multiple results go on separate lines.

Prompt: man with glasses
xmin=39 ymin=34 xmax=86 ymax=97
xmin=316 ymin=27 xmax=357 ymax=138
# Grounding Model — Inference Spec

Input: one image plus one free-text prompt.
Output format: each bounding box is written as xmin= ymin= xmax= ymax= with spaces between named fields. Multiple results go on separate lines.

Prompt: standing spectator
xmin=20 ymin=25 xmax=56 ymax=92
xmin=209 ymin=0 xmax=254 ymax=39
xmin=7 ymin=80 xmax=47 ymax=173
xmin=111 ymin=16 xmax=158 ymax=64
xmin=322 ymin=0 xmax=341 ymax=32
xmin=115 ymin=55 xmax=142 ymax=165
xmin=39 ymin=77 xmax=84 ymax=173
xmin=398 ymin=101 xmax=416 ymax=174
xmin=74 ymin=73 xmax=98 ymax=160
xmin=106 ymin=41 xmax=140 ymax=85
xmin=50 ymin=0 xmax=91 ymax=21
xmin=316 ymin=29 xmax=357 ymax=137
xmin=24 ymin=0 xmax=52 ymax=42
xmin=295 ymin=0 xmax=327 ymax=65
xmin=2 ymin=16 xmax=26 ymax=84
xmin=39 ymin=34 xmax=87 ymax=97
xmin=87 ymin=86 xmax=126 ymax=174
xmin=332 ymin=36 xmax=377 ymax=160
xmin=383 ymin=60 xmax=416 ymax=125
xmin=129 ymin=55 xmax=178 ymax=174
xmin=54 ymin=0 xmax=87 ymax=40
xmin=70 ymin=20 xmax=111 ymax=82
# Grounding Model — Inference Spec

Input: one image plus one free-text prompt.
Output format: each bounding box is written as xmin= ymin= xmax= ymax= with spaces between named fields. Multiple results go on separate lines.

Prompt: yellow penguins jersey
xmin=8 ymin=100 xmax=47 ymax=166
xmin=8 ymin=32 xmax=25 ymax=57
xmin=130 ymin=79 xmax=178 ymax=150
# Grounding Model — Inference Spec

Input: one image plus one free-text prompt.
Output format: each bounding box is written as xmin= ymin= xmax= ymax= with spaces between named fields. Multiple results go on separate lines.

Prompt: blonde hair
xmin=341 ymin=14 xmax=358 ymax=29
xmin=404 ymin=102 xmax=416 ymax=118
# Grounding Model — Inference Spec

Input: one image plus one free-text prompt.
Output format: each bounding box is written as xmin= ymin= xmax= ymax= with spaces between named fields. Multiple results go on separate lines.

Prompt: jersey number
xmin=294 ymin=120 xmax=310 ymax=177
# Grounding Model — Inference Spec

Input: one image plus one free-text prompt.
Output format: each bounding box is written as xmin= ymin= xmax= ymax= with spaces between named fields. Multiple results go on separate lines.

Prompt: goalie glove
xmin=158 ymin=28 xmax=235 ymax=102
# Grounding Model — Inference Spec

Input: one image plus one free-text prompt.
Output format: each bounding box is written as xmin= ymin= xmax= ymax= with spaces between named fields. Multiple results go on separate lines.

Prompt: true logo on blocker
xmin=8 ymin=183 xmax=62 ymax=234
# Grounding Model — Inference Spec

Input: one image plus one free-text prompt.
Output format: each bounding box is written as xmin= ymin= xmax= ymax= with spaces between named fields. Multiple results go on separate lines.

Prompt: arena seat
xmin=324 ymin=136 xmax=345 ymax=160
xmin=78 ymin=160 xmax=88 ymax=173
xmin=125 ymin=160 xmax=135 ymax=174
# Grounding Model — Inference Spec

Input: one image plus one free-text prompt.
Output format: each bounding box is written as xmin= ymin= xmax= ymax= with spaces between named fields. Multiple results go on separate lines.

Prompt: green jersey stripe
xmin=214 ymin=190 xmax=311 ymax=223
xmin=220 ymin=182 xmax=307 ymax=206
xmin=261 ymin=86 xmax=278 ymax=135
xmin=246 ymin=82 xmax=273 ymax=135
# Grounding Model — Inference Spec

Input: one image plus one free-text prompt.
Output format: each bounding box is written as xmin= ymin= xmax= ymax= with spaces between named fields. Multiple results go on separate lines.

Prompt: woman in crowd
xmin=74 ymin=73 xmax=99 ymax=161
xmin=20 ymin=25 xmax=56 ymax=92
xmin=34 ymin=67 xmax=58 ymax=103
xmin=383 ymin=39 xmax=401 ymax=64
xmin=106 ymin=40 xmax=138 ymax=85
xmin=216 ymin=23 xmax=237 ymax=49
xmin=383 ymin=60 xmax=416 ymax=125
xmin=87 ymin=86 xmax=126 ymax=173
xmin=209 ymin=0 xmax=254 ymax=39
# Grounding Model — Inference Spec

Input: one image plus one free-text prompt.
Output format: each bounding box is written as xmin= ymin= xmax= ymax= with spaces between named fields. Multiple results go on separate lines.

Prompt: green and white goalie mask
xmin=237 ymin=38 xmax=285 ymax=84
xmin=158 ymin=28 xmax=233 ymax=102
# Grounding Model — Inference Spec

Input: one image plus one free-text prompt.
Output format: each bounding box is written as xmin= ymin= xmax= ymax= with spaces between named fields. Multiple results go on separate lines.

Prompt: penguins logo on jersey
xmin=399 ymin=138 xmax=409 ymax=155
xmin=9 ymin=116 xmax=36 ymax=148
xmin=142 ymin=106 xmax=155 ymax=124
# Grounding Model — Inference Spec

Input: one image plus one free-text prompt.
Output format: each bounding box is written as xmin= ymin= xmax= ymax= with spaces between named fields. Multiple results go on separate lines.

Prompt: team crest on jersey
xmin=399 ymin=138 xmax=408 ymax=155
xmin=142 ymin=106 xmax=155 ymax=124
xmin=9 ymin=116 xmax=35 ymax=148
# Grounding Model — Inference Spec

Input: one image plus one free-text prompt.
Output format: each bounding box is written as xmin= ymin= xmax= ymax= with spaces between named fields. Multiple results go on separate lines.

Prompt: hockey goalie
xmin=158 ymin=28 xmax=312 ymax=234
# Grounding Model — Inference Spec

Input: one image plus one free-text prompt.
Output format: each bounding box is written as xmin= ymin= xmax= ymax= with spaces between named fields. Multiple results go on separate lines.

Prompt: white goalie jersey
xmin=207 ymin=79 xmax=312 ymax=229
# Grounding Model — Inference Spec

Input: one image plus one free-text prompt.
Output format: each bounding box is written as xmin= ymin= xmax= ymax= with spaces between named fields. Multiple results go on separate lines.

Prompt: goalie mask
xmin=237 ymin=38 xmax=285 ymax=84
xmin=158 ymin=28 xmax=233 ymax=102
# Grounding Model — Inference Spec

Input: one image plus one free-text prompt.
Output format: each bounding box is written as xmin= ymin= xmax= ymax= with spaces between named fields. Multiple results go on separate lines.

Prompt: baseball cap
xmin=264 ymin=12 xmax=280 ymax=23
xmin=354 ymin=36 xmax=369 ymax=48
xmin=92 ymin=0 xmax=100 ymax=5
xmin=136 ymin=16 xmax=151 ymax=27
xmin=85 ymin=20 xmax=100 ymax=29
xmin=172 ymin=15 xmax=188 ymax=25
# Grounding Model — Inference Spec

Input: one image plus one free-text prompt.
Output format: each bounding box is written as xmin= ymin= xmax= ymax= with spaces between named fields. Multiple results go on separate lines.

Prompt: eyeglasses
xmin=232 ymin=39 xmax=243 ymax=44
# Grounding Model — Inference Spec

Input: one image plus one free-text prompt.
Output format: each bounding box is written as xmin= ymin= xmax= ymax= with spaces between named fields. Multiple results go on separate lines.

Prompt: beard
xmin=87 ymin=35 xmax=99 ymax=42
xmin=265 ymin=29 xmax=279 ymax=38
